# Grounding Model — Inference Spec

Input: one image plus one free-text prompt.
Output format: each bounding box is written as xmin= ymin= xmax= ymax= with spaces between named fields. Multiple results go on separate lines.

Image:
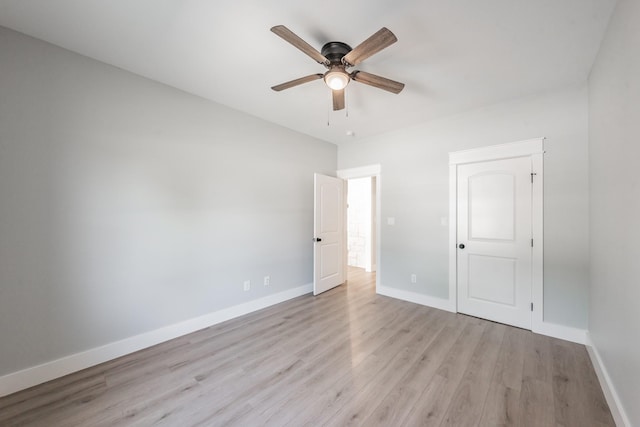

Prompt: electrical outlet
xmin=411 ymin=274 xmax=417 ymax=284
xmin=264 ymin=276 xmax=270 ymax=286
xmin=243 ymin=280 xmax=251 ymax=291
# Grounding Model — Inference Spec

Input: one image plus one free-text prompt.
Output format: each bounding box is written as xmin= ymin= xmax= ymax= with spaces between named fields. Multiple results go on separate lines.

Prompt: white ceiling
xmin=0 ymin=0 xmax=616 ymax=145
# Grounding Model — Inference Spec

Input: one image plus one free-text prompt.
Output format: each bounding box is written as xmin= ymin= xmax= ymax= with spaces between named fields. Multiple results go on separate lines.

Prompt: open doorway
xmin=338 ymin=164 xmax=381 ymax=289
xmin=347 ymin=177 xmax=376 ymax=273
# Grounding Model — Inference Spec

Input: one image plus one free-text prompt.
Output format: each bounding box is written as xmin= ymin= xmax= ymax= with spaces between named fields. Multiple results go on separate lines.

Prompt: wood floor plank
xmin=518 ymin=333 xmax=556 ymax=427
xmin=280 ymin=304 xmax=435 ymax=426
xmin=439 ymin=321 xmax=507 ymax=426
xmin=552 ymin=339 xmax=589 ymax=427
xmin=0 ymin=367 xmax=107 ymax=417
xmin=519 ymin=377 xmax=555 ymax=427
xmin=523 ymin=331 xmax=554 ymax=383
xmin=0 ymin=268 xmax=615 ymax=427
xmin=107 ymin=278 xmax=402 ymax=427
xmin=478 ymin=326 xmax=527 ymax=425
xmin=246 ymin=297 xmax=404 ymax=405
xmin=322 ymin=309 xmax=451 ymax=426
xmin=215 ymin=296 xmax=415 ymax=426
xmin=399 ymin=320 xmax=487 ymax=426
xmin=571 ymin=344 xmax=616 ymax=426
xmin=0 ymin=374 xmax=108 ymax=426
xmin=360 ymin=322 xmax=464 ymax=426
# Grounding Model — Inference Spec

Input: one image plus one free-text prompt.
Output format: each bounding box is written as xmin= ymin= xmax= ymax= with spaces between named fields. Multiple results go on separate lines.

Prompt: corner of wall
xmin=585 ymin=333 xmax=632 ymax=427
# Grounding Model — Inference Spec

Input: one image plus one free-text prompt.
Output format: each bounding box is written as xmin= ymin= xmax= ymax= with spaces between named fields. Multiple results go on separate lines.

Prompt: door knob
xmin=458 ymin=243 xmax=465 ymax=249
xmin=314 ymin=238 xmax=322 ymax=242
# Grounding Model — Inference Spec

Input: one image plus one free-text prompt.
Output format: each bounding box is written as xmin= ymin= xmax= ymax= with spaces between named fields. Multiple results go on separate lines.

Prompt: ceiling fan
xmin=270 ymin=25 xmax=405 ymax=111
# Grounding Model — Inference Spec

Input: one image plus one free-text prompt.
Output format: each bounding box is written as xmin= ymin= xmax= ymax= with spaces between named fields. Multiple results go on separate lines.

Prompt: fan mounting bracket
xmin=321 ymin=42 xmax=353 ymax=67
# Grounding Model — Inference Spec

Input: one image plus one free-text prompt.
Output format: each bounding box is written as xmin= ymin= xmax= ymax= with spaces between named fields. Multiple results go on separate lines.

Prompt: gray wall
xmin=588 ymin=0 xmax=640 ymax=424
xmin=0 ymin=26 xmax=336 ymax=377
xmin=339 ymin=86 xmax=590 ymax=329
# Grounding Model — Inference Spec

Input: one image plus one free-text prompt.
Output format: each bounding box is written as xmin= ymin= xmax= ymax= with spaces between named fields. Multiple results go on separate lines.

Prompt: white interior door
xmin=314 ymin=173 xmax=345 ymax=295
xmin=457 ymin=157 xmax=532 ymax=329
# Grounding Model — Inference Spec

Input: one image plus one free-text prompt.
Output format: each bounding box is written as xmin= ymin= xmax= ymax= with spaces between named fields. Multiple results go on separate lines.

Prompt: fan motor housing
xmin=321 ymin=42 xmax=352 ymax=65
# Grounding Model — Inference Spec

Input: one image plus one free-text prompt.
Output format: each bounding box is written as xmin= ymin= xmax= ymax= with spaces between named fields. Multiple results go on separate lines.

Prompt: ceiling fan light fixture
xmin=271 ymin=26 xmax=404 ymax=110
xmin=324 ymin=69 xmax=350 ymax=90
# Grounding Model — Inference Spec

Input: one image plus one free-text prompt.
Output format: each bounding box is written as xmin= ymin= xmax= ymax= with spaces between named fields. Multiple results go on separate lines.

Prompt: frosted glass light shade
xmin=324 ymin=70 xmax=350 ymax=90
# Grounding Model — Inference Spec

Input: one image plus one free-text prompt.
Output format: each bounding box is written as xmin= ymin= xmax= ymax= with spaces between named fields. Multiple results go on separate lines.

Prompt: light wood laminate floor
xmin=0 ymin=268 xmax=614 ymax=426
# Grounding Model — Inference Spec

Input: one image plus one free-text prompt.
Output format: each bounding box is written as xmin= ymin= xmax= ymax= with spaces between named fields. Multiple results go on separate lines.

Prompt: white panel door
xmin=314 ymin=173 xmax=345 ymax=295
xmin=457 ymin=157 xmax=532 ymax=329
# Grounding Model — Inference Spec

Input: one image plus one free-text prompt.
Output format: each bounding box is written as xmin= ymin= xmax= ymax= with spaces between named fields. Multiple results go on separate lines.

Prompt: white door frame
xmin=449 ymin=138 xmax=545 ymax=332
xmin=337 ymin=164 xmax=381 ymax=290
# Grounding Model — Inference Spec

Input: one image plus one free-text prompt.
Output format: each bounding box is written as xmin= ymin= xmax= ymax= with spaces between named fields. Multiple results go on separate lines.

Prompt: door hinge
xmin=531 ymin=302 xmax=534 ymax=311
xmin=531 ymin=238 xmax=534 ymax=247
xmin=531 ymin=172 xmax=537 ymax=183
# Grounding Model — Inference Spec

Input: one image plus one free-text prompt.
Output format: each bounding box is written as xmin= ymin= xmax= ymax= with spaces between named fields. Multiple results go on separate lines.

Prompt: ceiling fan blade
xmin=351 ymin=71 xmax=405 ymax=94
xmin=342 ymin=28 xmax=397 ymax=66
xmin=271 ymin=25 xmax=329 ymax=65
xmin=332 ymin=89 xmax=345 ymax=111
xmin=271 ymin=74 xmax=324 ymax=92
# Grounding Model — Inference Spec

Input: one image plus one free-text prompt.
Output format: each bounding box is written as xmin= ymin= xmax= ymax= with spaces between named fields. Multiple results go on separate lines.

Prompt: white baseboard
xmin=0 ymin=283 xmax=312 ymax=398
xmin=377 ymin=285 xmax=588 ymax=345
xmin=585 ymin=333 xmax=631 ymax=427
xmin=377 ymin=285 xmax=455 ymax=313
xmin=532 ymin=321 xmax=587 ymax=344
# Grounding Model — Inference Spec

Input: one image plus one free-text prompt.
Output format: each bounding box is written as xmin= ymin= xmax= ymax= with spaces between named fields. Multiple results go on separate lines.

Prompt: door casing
xmin=449 ymin=138 xmax=544 ymax=331
xmin=337 ymin=164 xmax=382 ymax=291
